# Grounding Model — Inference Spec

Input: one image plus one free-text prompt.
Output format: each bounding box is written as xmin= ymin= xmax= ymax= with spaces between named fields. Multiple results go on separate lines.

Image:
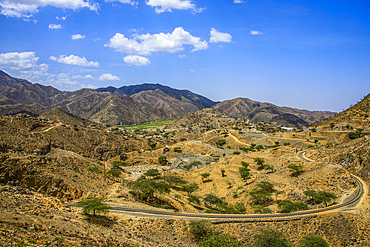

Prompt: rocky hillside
xmin=0 ymin=70 xmax=217 ymax=126
xmin=214 ymin=97 xmax=335 ymax=127
xmin=313 ymin=93 xmax=370 ymax=131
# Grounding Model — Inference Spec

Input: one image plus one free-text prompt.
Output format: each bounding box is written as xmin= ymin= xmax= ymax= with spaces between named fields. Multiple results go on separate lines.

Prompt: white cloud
xmin=49 ymin=55 xmax=99 ymax=67
xmin=105 ymin=27 xmax=208 ymax=56
xmin=250 ymin=30 xmax=263 ymax=35
xmin=210 ymin=28 xmax=232 ymax=43
xmin=71 ymin=34 xmax=85 ymax=40
xmin=0 ymin=0 xmax=99 ymax=19
xmin=145 ymin=0 xmax=203 ymax=13
xmin=56 ymin=16 xmax=67 ymax=20
xmin=179 ymin=54 xmax=186 ymax=59
xmin=124 ymin=55 xmax=151 ymax=66
xmin=233 ymin=0 xmax=246 ymax=3
xmin=97 ymin=73 xmax=120 ymax=81
xmin=0 ymin=51 xmax=48 ymax=79
xmin=72 ymin=74 xmax=95 ymax=79
xmin=49 ymin=24 xmax=62 ymax=29
xmin=189 ymin=69 xmax=194 ymax=73
xmin=105 ymin=0 xmax=137 ymax=6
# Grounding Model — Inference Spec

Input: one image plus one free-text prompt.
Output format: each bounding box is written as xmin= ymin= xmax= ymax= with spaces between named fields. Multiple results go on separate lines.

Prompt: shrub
xmin=158 ymin=156 xmax=167 ymax=165
xmin=239 ymin=167 xmax=251 ymax=181
xmin=106 ymin=168 xmax=121 ymax=177
xmin=299 ymin=235 xmax=329 ymax=247
xmin=188 ymin=195 xmax=201 ymax=204
xmin=204 ymin=194 xmax=223 ymax=205
xmin=120 ymin=153 xmax=128 ymax=161
xmin=181 ymin=183 xmax=199 ymax=195
xmin=112 ymin=160 xmax=127 ymax=168
xmin=87 ymin=166 xmax=100 ymax=173
xmin=233 ymin=151 xmax=240 ymax=155
xmin=253 ymin=228 xmax=291 ymax=247
xmin=144 ymin=169 xmax=160 ymax=178
xmin=189 ymin=220 xmax=212 ymax=240
xmin=278 ymin=200 xmax=308 ymax=213
xmin=201 ymin=173 xmax=211 ymax=180
xmin=199 ymin=232 xmax=244 ymax=247
xmin=174 ymin=147 xmax=182 ymax=153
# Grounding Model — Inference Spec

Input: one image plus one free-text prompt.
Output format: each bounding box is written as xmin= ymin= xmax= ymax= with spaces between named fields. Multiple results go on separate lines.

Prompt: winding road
xmin=87 ymin=133 xmax=366 ymax=222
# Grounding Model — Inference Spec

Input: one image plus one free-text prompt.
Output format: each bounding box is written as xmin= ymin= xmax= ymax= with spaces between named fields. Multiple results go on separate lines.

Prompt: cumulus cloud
xmin=105 ymin=27 xmax=208 ymax=56
xmin=105 ymin=0 xmax=137 ymax=6
xmin=250 ymin=30 xmax=263 ymax=35
xmin=0 ymin=0 xmax=99 ymax=19
xmin=71 ymin=34 xmax=85 ymax=40
xmin=145 ymin=0 xmax=203 ymax=13
xmin=124 ymin=55 xmax=151 ymax=66
xmin=0 ymin=51 xmax=48 ymax=79
xmin=210 ymin=28 xmax=232 ymax=43
xmin=97 ymin=73 xmax=120 ymax=81
xmin=178 ymin=54 xmax=186 ymax=59
xmin=233 ymin=0 xmax=245 ymax=3
xmin=49 ymin=24 xmax=62 ymax=29
xmin=49 ymin=55 xmax=99 ymax=67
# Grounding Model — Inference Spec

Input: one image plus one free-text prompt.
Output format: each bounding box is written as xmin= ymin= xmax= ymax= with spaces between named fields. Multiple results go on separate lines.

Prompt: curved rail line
xmin=108 ymin=175 xmax=363 ymax=221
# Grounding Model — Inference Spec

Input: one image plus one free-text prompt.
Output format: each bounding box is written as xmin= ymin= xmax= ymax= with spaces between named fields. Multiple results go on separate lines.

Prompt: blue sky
xmin=0 ymin=0 xmax=369 ymax=112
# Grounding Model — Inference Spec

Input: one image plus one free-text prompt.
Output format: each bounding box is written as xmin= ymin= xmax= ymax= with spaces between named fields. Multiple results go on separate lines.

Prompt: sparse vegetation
xmin=76 ymin=196 xmax=111 ymax=216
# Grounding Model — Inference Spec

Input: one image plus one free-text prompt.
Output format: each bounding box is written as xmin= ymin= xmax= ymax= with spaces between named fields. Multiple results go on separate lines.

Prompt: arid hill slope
xmin=214 ymin=97 xmax=335 ymax=127
xmin=313 ymin=93 xmax=370 ymax=131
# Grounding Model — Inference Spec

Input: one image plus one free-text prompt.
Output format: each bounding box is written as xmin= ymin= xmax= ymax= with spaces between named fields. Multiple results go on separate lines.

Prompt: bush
xmin=188 ymin=195 xmax=201 ymax=204
xmin=299 ymin=235 xmax=329 ymax=247
xmin=120 ymin=153 xmax=128 ymax=161
xmin=87 ymin=166 xmax=100 ymax=173
xmin=158 ymin=156 xmax=167 ymax=165
xmin=189 ymin=220 xmax=212 ymax=240
xmin=112 ymin=160 xmax=127 ymax=168
xmin=107 ymin=168 xmax=121 ymax=177
xmin=174 ymin=147 xmax=182 ymax=153
xmin=278 ymin=200 xmax=308 ymax=213
xmin=233 ymin=151 xmax=240 ymax=155
xmin=181 ymin=183 xmax=199 ymax=195
xmin=253 ymin=228 xmax=291 ymax=247
xmin=76 ymin=196 xmax=111 ymax=216
xmin=199 ymin=232 xmax=244 ymax=247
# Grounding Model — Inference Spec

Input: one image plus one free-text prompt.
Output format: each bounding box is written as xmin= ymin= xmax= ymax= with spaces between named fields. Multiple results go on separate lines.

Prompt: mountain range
xmin=0 ymin=70 xmax=335 ymax=127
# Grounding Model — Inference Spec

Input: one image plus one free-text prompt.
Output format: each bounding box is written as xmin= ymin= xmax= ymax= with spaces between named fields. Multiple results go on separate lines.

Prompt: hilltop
xmin=214 ymin=97 xmax=335 ymax=127
xmin=0 ymin=70 xmax=335 ymax=127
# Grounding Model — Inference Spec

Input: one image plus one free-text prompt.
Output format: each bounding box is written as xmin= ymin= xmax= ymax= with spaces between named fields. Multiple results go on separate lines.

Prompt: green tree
xmin=287 ymin=164 xmax=304 ymax=176
xmin=144 ymin=169 xmax=161 ymax=178
xmin=216 ymin=140 xmax=226 ymax=148
xmin=273 ymin=190 xmax=284 ymax=202
xmin=188 ymin=194 xmax=201 ymax=204
xmin=158 ymin=156 xmax=167 ymax=165
xmin=174 ymin=147 xmax=182 ymax=153
xmin=189 ymin=220 xmax=212 ymax=240
xmin=183 ymin=164 xmax=193 ymax=171
xmin=181 ymin=183 xmax=199 ymax=195
xmin=199 ymin=232 xmax=244 ymax=247
xmin=253 ymin=228 xmax=291 ymax=247
xmin=221 ymin=169 xmax=226 ymax=177
xmin=112 ymin=160 xmax=127 ymax=169
xmin=250 ymin=181 xmax=276 ymax=205
xmin=264 ymin=164 xmax=275 ymax=173
xmin=76 ymin=196 xmax=111 ymax=216
xmin=129 ymin=177 xmax=170 ymax=200
xmin=204 ymin=194 xmax=223 ymax=205
xmin=254 ymin=158 xmax=265 ymax=170
xmin=251 ymin=143 xmax=257 ymax=149
xmin=201 ymin=173 xmax=211 ymax=181
xmin=253 ymin=205 xmax=272 ymax=214
xmin=162 ymin=175 xmax=187 ymax=186
xmin=299 ymin=235 xmax=329 ymax=247
xmin=304 ymin=190 xmax=337 ymax=207
xmin=278 ymin=200 xmax=308 ymax=213
xmin=239 ymin=167 xmax=251 ymax=181
xmin=107 ymin=168 xmax=121 ymax=177
xmin=150 ymin=143 xmax=157 ymax=149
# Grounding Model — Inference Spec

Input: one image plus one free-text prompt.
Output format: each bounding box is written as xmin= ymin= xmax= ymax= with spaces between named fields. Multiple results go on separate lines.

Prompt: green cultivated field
xmin=117 ymin=120 xmax=176 ymax=130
